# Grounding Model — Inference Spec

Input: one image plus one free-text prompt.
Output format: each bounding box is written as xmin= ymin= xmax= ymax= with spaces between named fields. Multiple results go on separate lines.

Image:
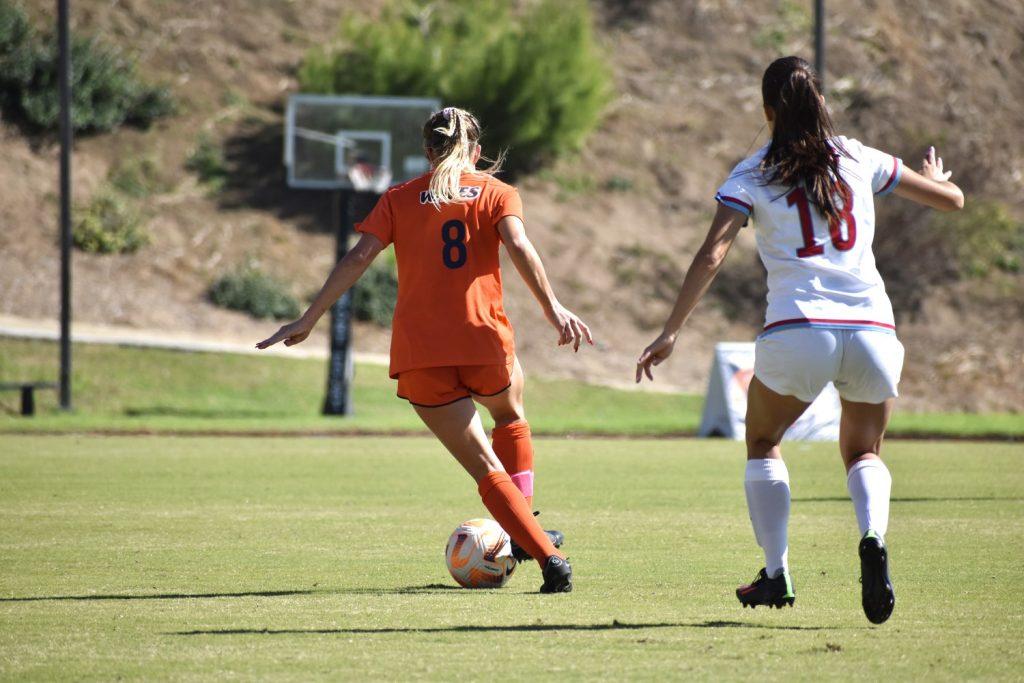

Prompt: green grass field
xmin=0 ymin=338 xmax=701 ymax=435
xmin=1 ymin=338 xmax=1021 ymax=438
xmin=1 ymin=435 xmax=1022 ymax=680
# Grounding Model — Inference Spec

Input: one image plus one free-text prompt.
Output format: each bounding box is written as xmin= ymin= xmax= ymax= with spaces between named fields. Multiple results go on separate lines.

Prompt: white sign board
xmin=698 ymin=342 xmax=840 ymax=441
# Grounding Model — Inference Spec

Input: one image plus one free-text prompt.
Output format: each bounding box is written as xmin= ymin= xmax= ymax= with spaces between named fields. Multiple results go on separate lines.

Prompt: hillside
xmin=1 ymin=0 xmax=1022 ymax=412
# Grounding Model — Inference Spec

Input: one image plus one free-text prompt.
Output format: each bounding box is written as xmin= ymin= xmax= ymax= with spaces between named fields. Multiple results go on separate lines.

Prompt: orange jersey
xmin=355 ymin=172 xmax=522 ymax=377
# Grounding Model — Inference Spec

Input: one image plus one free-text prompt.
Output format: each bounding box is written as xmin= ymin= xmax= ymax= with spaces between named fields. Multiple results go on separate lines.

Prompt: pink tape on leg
xmin=509 ymin=470 xmax=534 ymax=498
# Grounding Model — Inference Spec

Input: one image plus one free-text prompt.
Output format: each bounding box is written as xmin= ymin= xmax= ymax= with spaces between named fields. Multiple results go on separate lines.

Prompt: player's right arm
xmin=255 ymin=233 xmax=384 ymax=349
xmin=636 ymin=203 xmax=746 ymax=383
xmin=497 ymin=216 xmax=593 ymax=352
xmin=893 ymin=146 xmax=964 ymax=212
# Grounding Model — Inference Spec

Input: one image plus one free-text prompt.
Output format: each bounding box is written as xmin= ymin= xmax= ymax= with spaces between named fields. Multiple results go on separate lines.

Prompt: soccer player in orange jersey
xmin=257 ymin=107 xmax=592 ymax=593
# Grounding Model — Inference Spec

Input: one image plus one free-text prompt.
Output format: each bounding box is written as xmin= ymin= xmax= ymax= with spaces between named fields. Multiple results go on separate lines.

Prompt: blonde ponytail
xmin=422 ymin=107 xmax=505 ymax=209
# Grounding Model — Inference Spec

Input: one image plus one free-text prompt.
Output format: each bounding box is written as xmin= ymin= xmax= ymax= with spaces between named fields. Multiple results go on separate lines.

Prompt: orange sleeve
xmin=491 ymin=186 xmax=524 ymax=225
xmin=355 ymin=191 xmax=395 ymax=247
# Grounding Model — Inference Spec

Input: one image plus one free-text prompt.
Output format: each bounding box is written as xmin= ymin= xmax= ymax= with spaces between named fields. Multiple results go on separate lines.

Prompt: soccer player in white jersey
xmin=636 ymin=56 xmax=964 ymax=624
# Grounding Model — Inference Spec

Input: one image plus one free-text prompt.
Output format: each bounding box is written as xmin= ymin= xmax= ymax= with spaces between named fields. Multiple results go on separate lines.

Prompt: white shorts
xmin=754 ymin=328 xmax=904 ymax=404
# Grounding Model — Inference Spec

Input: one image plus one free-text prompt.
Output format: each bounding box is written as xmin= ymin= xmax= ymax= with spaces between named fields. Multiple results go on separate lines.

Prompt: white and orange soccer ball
xmin=445 ymin=518 xmax=518 ymax=588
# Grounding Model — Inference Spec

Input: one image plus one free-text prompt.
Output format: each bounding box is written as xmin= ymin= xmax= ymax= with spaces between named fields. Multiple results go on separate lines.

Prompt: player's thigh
xmin=839 ymin=397 xmax=894 ymax=468
xmin=754 ymin=328 xmax=839 ymax=404
xmin=413 ymin=398 xmax=503 ymax=482
xmin=834 ymin=331 xmax=904 ymax=404
xmin=745 ymin=376 xmax=812 ymax=458
xmin=396 ymin=366 xmax=469 ymax=408
xmin=467 ymin=357 xmax=524 ymax=426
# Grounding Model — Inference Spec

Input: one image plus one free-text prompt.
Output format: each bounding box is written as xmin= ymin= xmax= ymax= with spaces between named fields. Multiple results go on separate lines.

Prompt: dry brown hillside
xmin=1 ymin=0 xmax=1022 ymax=412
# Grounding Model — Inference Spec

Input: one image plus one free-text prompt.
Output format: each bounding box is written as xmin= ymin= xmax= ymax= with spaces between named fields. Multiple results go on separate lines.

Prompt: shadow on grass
xmin=0 ymin=589 xmax=318 ymax=603
xmin=170 ymin=619 xmax=833 ymax=636
xmin=341 ymin=583 xmax=464 ymax=595
xmin=794 ymin=496 xmax=1023 ymax=504
xmin=123 ymin=407 xmax=285 ymax=419
xmin=0 ymin=584 xmax=470 ymax=603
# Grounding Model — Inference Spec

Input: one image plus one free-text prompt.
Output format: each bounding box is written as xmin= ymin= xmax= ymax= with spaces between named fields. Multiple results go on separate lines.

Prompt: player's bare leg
xmin=840 ymin=397 xmax=897 ymax=624
xmin=737 ymin=377 xmax=809 ymax=608
xmin=473 ymin=357 xmax=564 ymax=559
xmin=474 ymin=357 xmax=526 ymax=428
xmin=413 ymin=398 xmax=571 ymax=592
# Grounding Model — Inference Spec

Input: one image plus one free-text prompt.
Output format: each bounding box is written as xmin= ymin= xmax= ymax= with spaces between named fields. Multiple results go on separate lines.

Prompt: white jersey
xmin=715 ymin=136 xmax=902 ymax=336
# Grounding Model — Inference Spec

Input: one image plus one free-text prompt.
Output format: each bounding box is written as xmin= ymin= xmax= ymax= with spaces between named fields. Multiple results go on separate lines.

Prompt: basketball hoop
xmin=348 ymin=162 xmax=392 ymax=194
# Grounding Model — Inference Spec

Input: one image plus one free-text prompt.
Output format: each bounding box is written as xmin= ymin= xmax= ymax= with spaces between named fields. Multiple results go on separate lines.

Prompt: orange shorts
xmin=396 ymin=360 xmax=514 ymax=407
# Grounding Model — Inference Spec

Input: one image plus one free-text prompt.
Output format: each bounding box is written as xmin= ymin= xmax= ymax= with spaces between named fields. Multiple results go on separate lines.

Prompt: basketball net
xmin=348 ymin=162 xmax=392 ymax=194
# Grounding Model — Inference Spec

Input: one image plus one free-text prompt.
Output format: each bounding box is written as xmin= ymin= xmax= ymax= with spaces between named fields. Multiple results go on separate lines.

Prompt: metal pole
xmin=814 ymin=0 xmax=825 ymax=92
xmin=323 ymin=190 xmax=355 ymax=416
xmin=57 ymin=0 xmax=73 ymax=410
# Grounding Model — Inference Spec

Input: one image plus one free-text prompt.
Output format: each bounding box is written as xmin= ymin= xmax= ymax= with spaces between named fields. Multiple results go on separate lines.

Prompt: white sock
xmin=744 ymin=458 xmax=791 ymax=578
xmin=847 ymin=458 xmax=892 ymax=538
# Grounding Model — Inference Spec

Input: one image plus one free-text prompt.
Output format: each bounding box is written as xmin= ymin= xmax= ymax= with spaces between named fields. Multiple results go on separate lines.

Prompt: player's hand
xmin=256 ymin=316 xmax=315 ymax=349
xmin=921 ymin=146 xmax=953 ymax=182
xmin=545 ymin=302 xmax=594 ymax=352
xmin=636 ymin=332 xmax=676 ymax=383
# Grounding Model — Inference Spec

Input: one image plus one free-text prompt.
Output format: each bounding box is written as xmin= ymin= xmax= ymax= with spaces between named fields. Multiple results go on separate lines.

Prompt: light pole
xmin=57 ymin=0 xmax=73 ymax=410
xmin=814 ymin=0 xmax=825 ymax=92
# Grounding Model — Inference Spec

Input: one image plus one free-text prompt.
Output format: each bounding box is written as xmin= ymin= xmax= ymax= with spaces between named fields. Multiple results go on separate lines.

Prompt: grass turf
xmin=1 ymin=338 xmax=1020 ymax=437
xmin=0 ymin=338 xmax=701 ymax=435
xmin=1 ymin=435 xmax=1022 ymax=679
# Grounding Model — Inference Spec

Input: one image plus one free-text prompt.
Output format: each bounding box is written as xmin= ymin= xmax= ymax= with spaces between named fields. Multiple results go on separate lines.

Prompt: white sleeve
xmin=714 ymin=164 xmax=755 ymax=219
xmin=860 ymin=144 xmax=903 ymax=196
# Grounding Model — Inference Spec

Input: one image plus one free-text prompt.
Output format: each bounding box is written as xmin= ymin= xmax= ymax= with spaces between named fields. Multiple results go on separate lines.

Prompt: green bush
xmin=352 ymin=256 xmax=398 ymax=326
xmin=209 ymin=267 xmax=301 ymax=320
xmin=0 ymin=1 xmax=37 ymax=98
xmin=108 ymin=155 xmax=173 ymax=198
xmin=0 ymin=0 xmax=173 ymax=134
xmin=935 ymin=200 xmax=1024 ymax=277
xmin=72 ymin=192 xmax=148 ymax=254
xmin=186 ymin=133 xmax=228 ymax=190
xmin=299 ymin=0 xmax=612 ymax=173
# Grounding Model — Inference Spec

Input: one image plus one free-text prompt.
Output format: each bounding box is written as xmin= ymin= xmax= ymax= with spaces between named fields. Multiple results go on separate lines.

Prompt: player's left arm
xmin=256 ymin=233 xmax=385 ymax=349
xmin=892 ymin=146 xmax=965 ymax=212
xmin=636 ymin=204 xmax=746 ymax=382
xmin=497 ymin=216 xmax=593 ymax=351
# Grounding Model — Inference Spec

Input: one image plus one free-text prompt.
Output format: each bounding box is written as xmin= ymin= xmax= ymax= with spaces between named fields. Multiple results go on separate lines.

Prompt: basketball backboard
xmin=284 ymin=94 xmax=441 ymax=191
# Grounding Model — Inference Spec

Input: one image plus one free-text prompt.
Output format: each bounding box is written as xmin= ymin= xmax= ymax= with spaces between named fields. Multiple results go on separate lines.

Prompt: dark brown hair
xmin=760 ymin=56 xmax=850 ymax=224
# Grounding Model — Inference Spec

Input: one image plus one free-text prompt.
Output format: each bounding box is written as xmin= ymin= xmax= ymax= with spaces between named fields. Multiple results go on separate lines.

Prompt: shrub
xmin=108 ymin=155 xmax=173 ymax=198
xmin=934 ymin=200 xmax=1024 ymax=277
xmin=299 ymin=0 xmax=612 ymax=173
xmin=72 ymin=192 xmax=148 ymax=254
xmin=352 ymin=256 xmax=398 ymax=326
xmin=209 ymin=267 xmax=301 ymax=320
xmin=754 ymin=0 xmax=811 ymax=51
xmin=0 ymin=0 xmax=173 ymax=134
xmin=0 ymin=1 xmax=37 ymax=100
xmin=186 ymin=133 xmax=228 ymax=190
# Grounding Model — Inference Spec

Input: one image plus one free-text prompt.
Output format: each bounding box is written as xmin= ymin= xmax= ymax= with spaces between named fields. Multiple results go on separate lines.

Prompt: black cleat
xmin=859 ymin=530 xmax=895 ymax=624
xmin=510 ymin=512 xmax=564 ymax=562
xmin=539 ymin=555 xmax=572 ymax=593
xmin=736 ymin=568 xmax=795 ymax=609
xmin=511 ymin=530 xmax=564 ymax=562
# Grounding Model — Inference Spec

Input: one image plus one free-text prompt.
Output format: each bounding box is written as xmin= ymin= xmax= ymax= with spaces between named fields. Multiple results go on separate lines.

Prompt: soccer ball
xmin=445 ymin=518 xmax=518 ymax=588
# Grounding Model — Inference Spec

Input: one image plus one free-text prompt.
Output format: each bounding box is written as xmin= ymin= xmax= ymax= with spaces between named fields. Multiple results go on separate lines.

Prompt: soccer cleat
xmin=539 ymin=555 xmax=573 ymax=593
xmin=736 ymin=568 xmax=795 ymax=609
xmin=859 ymin=530 xmax=895 ymax=624
xmin=510 ymin=512 xmax=564 ymax=562
xmin=511 ymin=530 xmax=564 ymax=562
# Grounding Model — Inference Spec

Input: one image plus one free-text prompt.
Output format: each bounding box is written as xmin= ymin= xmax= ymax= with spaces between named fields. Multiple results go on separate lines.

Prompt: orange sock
xmin=477 ymin=471 xmax=558 ymax=568
xmin=492 ymin=420 xmax=534 ymax=508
